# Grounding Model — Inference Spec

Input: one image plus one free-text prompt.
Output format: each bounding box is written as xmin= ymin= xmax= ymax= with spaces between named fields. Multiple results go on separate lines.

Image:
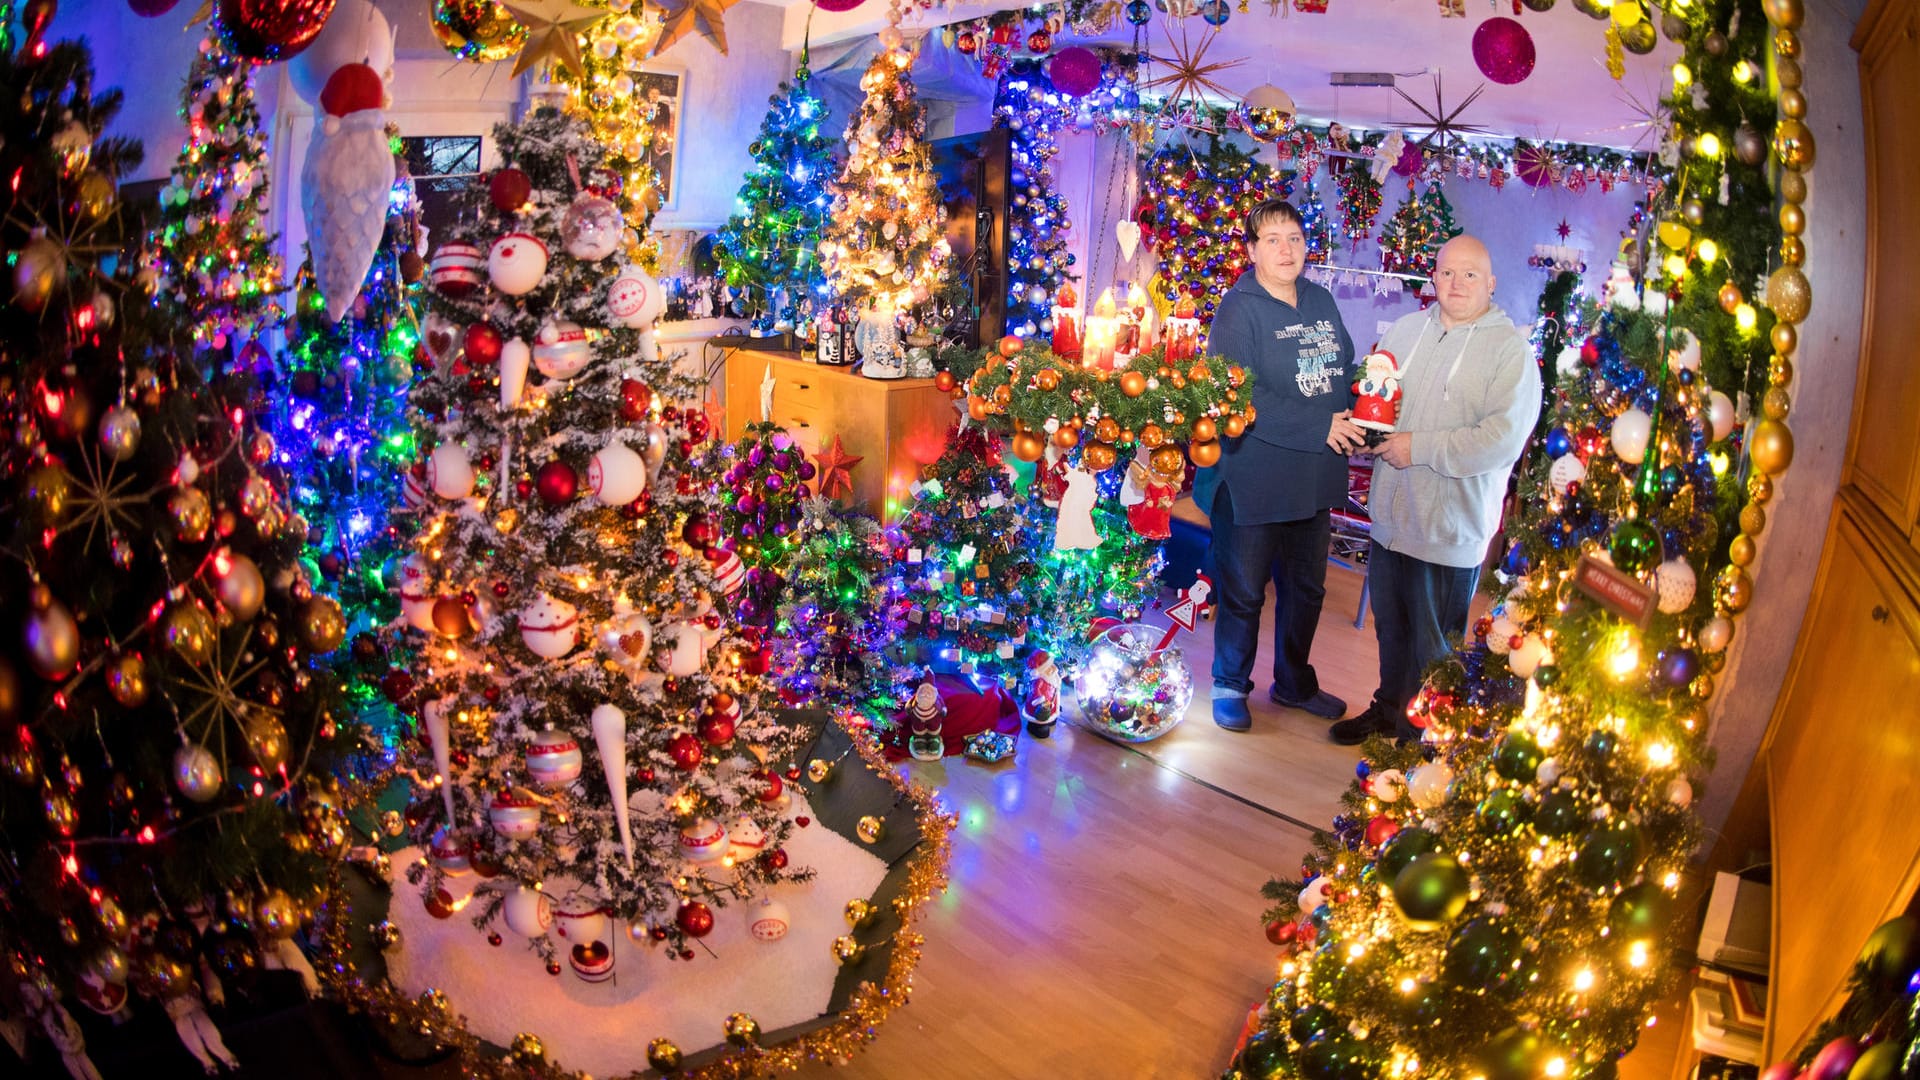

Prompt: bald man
xmin=1330 ymin=235 xmax=1542 ymax=745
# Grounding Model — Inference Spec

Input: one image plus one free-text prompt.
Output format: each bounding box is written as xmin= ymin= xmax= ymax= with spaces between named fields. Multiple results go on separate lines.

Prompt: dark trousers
xmin=1367 ymin=541 xmax=1480 ymax=739
xmin=1208 ymin=485 xmax=1331 ymax=701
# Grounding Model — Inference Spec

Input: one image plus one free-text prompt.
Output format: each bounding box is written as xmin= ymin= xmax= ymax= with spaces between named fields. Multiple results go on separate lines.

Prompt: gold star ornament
xmin=1143 ymin=18 xmax=1246 ymax=121
xmin=652 ymin=0 xmax=744 ymax=57
xmin=501 ymin=0 xmax=604 ymax=79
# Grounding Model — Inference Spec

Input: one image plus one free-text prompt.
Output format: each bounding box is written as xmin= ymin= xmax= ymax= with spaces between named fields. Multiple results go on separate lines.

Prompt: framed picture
xmin=633 ymin=67 xmax=685 ymax=210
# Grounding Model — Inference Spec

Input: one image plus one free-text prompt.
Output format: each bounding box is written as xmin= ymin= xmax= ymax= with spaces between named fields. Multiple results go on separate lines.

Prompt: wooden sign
xmin=1572 ymin=554 xmax=1658 ymax=628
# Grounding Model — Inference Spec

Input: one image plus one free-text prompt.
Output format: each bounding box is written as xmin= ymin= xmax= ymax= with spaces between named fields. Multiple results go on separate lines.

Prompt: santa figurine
xmin=1050 ymin=280 xmax=1082 ymax=360
xmin=1350 ymin=350 xmax=1402 ymax=446
xmin=906 ymin=674 xmax=947 ymax=762
xmin=1038 ymin=443 xmax=1071 ymax=508
xmin=1022 ymin=651 xmax=1063 ymax=738
xmin=1163 ymin=295 xmax=1202 ymax=363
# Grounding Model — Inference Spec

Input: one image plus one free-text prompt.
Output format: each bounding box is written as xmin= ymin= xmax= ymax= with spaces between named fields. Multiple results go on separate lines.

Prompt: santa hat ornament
xmin=301 ymin=62 xmax=396 ymax=322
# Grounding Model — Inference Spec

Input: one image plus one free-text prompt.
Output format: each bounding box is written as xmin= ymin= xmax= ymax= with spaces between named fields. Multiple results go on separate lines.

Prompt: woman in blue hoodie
xmin=1196 ymin=200 xmax=1368 ymax=732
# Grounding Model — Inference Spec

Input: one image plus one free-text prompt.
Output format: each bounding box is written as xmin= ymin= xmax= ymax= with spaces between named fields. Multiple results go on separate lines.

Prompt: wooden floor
xmin=798 ymin=564 xmax=1683 ymax=1079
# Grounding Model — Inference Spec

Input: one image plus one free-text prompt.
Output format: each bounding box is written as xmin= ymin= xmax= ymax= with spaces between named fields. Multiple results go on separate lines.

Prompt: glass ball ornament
xmin=1073 ymin=623 xmax=1192 ymax=742
xmin=173 ymin=744 xmax=223 ymax=802
xmin=1391 ymin=853 xmax=1470 ymax=929
xmin=1125 ymin=0 xmax=1152 ymax=24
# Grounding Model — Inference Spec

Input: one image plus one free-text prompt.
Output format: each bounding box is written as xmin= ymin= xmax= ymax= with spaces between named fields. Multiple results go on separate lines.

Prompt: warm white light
xmin=1399 ymin=978 xmax=1417 ymax=993
xmin=1609 ymin=638 xmax=1641 ymax=679
xmin=1546 ymin=1058 xmax=1568 ymax=1078
xmin=1572 ymin=968 xmax=1596 ymax=992
xmin=1628 ymin=940 xmax=1650 ymax=968
xmin=1646 ymin=741 xmax=1676 ymax=768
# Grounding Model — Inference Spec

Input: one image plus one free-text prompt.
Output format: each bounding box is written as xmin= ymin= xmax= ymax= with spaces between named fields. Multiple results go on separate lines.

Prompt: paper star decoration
xmin=501 ymin=0 xmax=603 ymax=79
xmin=1557 ymin=219 xmax=1572 ymax=240
xmin=1143 ymin=18 xmax=1246 ymax=122
xmin=652 ymin=0 xmax=743 ymax=56
xmin=1393 ymin=72 xmax=1491 ymax=152
xmin=814 ymin=435 xmax=864 ymax=504
xmin=758 ymin=364 xmax=776 ymax=423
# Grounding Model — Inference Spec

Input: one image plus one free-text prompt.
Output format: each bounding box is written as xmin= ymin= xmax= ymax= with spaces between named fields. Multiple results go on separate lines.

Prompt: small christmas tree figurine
xmin=1380 ymin=181 xmax=1463 ymax=283
xmin=716 ymin=58 xmax=838 ymax=328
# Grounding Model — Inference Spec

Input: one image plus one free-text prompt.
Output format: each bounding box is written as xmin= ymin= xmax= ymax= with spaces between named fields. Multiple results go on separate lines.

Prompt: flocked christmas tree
xmin=1230 ymin=297 xmax=1741 ymax=1080
xmin=398 ymin=107 xmax=810 ymax=958
xmin=1379 ymin=180 xmax=1463 ymax=283
xmin=148 ymin=35 xmax=283 ymax=363
xmin=715 ymin=59 xmax=837 ymax=327
xmin=818 ymin=43 xmax=951 ymax=314
xmin=2 ymin=34 xmax=359 ymax=1023
xmin=994 ymin=66 xmax=1075 ymax=339
xmin=1140 ymin=137 xmax=1284 ymax=324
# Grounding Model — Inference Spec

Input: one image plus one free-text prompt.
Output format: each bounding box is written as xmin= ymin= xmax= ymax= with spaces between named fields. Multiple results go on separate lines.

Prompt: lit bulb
xmin=1572 ymin=968 xmax=1596 ymax=991
xmin=1695 ymin=132 xmax=1722 ymax=158
xmin=1696 ymin=239 xmax=1719 ymax=264
xmin=1663 ymin=253 xmax=1689 ymax=279
xmin=1734 ymin=303 xmax=1758 ymax=332
xmin=1732 ymin=59 xmax=1758 ymax=84
xmin=1672 ymin=63 xmax=1692 ymax=86
xmin=1609 ymin=637 xmax=1641 ymax=680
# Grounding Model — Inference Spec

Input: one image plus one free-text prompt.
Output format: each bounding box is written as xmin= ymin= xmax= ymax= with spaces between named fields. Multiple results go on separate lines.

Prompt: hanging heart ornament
xmin=1115 ymin=220 xmax=1142 ymax=262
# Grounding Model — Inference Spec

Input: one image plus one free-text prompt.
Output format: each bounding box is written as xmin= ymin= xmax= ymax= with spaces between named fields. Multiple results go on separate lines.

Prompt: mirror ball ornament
xmin=562 ymin=196 xmax=624 ymax=261
xmin=300 ymin=597 xmax=347 ymax=652
xmin=173 ymin=744 xmax=224 ymax=802
xmin=215 ymin=0 xmax=340 ymax=62
xmin=431 ymin=0 xmax=527 ymax=63
xmin=647 ymin=1039 xmax=684 ymax=1072
xmin=24 ymin=586 xmax=81 ymax=679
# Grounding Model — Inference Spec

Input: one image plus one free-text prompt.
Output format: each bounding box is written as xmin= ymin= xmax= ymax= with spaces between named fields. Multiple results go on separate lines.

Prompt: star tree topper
xmin=814 ymin=435 xmax=863 ymax=504
xmin=502 ymin=0 xmax=604 ymax=78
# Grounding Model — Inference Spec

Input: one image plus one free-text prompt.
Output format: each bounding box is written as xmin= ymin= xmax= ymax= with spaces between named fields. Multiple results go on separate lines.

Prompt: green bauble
xmin=1398 ymin=981 xmax=1451 ymax=1028
xmin=1607 ymin=882 xmax=1671 ymax=938
xmin=1377 ymin=827 xmax=1439 ymax=882
xmin=1585 ymin=729 xmax=1619 ymax=757
xmin=1290 ymin=1004 xmax=1342 ymax=1045
xmin=1478 ymin=789 xmax=1532 ymax=834
xmin=1575 ymin=821 xmax=1647 ymax=889
xmin=1849 ymin=1041 xmax=1901 ymax=1080
xmin=1609 ymin=518 xmax=1663 ymax=573
xmin=1392 ymin=854 xmax=1471 ymax=929
xmin=1536 ymin=790 xmax=1584 ymax=836
xmin=1237 ymin=1031 xmax=1291 ymax=1078
xmin=1298 ymin=1036 xmax=1384 ymax=1080
xmin=1859 ymin=915 xmax=1920 ymax=986
xmin=1480 ymin=1026 xmax=1552 ymax=1080
xmin=1494 ymin=731 xmax=1544 ymax=782
xmin=1444 ymin=917 xmax=1522 ymax=990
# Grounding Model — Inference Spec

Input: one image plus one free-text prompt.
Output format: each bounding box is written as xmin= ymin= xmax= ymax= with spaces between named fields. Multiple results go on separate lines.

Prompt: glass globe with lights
xmin=1073 ymin=623 xmax=1193 ymax=742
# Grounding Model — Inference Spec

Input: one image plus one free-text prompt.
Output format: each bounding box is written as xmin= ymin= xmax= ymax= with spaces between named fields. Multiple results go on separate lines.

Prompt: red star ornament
xmin=814 ymin=435 xmax=863 ymax=503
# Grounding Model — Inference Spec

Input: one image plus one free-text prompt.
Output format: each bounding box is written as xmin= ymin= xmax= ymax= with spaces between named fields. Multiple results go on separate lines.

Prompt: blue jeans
xmin=1208 ymin=485 xmax=1331 ymax=701
xmin=1367 ymin=541 xmax=1479 ymax=739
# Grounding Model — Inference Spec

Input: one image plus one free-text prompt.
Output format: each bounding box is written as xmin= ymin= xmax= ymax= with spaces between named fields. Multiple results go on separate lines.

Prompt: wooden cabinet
xmin=1849 ymin=0 xmax=1920 ymax=538
xmin=718 ymin=347 xmax=957 ymax=523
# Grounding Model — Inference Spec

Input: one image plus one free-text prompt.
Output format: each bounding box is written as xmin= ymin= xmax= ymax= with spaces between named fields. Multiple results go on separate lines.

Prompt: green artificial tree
xmin=714 ymin=60 xmax=837 ymax=328
xmin=1379 ymin=181 xmax=1462 ymax=284
xmin=1140 ymin=137 xmax=1285 ymax=323
xmin=772 ymin=496 xmax=895 ymax=714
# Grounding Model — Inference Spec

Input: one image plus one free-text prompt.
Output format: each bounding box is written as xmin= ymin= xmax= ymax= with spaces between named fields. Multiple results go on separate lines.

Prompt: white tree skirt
xmin=385 ymin=792 xmax=889 ymax=1075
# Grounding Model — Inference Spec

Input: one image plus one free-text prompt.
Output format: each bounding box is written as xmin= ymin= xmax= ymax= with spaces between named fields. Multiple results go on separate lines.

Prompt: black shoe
xmin=1271 ymin=687 xmax=1347 ymax=720
xmin=1212 ymin=696 xmax=1252 ymax=732
xmin=1328 ymin=703 xmax=1397 ymax=746
xmin=1025 ymin=718 xmax=1054 ymax=739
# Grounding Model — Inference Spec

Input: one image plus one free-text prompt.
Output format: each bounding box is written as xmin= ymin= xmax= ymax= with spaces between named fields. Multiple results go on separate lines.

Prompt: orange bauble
xmin=1188 ymin=440 xmax=1222 ymax=468
xmin=1224 ymin=414 xmax=1247 ymax=438
xmin=1139 ymin=424 xmax=1166 ymax=448
xmin=1119 ymin=371 xmax=1147 ymax=398
xmin=1011 ymin=431 xmax=1046 ymax=462
xmin=1170 ymin=374 xmax=1187 ymax=390
xmin=1034 ymin=368 xmax=1061 ymax=392
xmin=1245 ymin=405 xmax=1257 ymax=423
xmin=1188 ymin=362 xmax=1212 ymax=383
xmin=1151 ymin=446 xmax=1185 ymax=476
xmin=998 ymin=335 xmax=1025 ymax=358
xmin=1053 ymin=426 xmax=1080 ymax=449
xmin=1227 ymin=365 xmax=1246 ymax=386
xmin=934 ymin=371 xmax=957 ymax=393
xmin=992 ymin=385 xmax=1012 ymax=407
xmin=968 ymin=397 xmax=990 ymax=422
xmin=1156 ymin=365 xmax=1172 ymax=378
xmin=1095 ymin=417 xmax=1121 ymax=444
xmin=1191 ymin=417 xmax=1218 ymax=442
xmin=1082 ymin=442 xmax=1118 ymax=471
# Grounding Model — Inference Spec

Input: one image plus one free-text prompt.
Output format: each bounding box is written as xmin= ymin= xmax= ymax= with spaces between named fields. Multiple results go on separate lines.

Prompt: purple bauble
xmin=1393 ymin=141 xmax=1425 ymax=177
xmin=771 ymin=432 xmax=793 ymax=451
xmin=766 ymin=474 xmax=785 ymax=492
xmin=797 ymin=460 xmax=817 ymax=481
xmin=771 ymin=453 xmax=791 ymax=471
xmin=739 ymin=522 xmax=759 ymax=538
xmin=771 ymin=522 xmax=791 ymax=537
xmin=738 ymin=494 xmax=759 ymax=514
xmin=749 ymin=446 xmax=766 ymax=466
xmin=1659 ymin=648 xmax=1699 ymax=687
xmin=1049 ymin=46 xmax=1103 ymax=98
xmin=1472 ymin=17 xmax=1536 ymax=85
xmin=1810 ymin=1040 xmax=1862 ymax=1080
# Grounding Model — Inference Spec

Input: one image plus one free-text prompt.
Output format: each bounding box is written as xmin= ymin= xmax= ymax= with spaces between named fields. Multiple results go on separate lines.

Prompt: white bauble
xmin=1641 ymin=288 xmax=1669 ymax=318
xmin=287 ymin=0 xmax=393 ymax=105
xmin=1367 ymin=768 xmax=1406 ymax=802
xmin=660 ymin=620 xmax=706 ymax=676
xmin=1655 ymin=558 xmax=1698 ymax=614
xmin=589 ymin=442 xmax=647 ymax=506
xmin=499 ymin=338 xmax=530 ymax=408
xmin=1407 ymin=760 xmax=1455 ymax=809
xmin=519 ymin=593 xmax=579 ymax=659
xmin=502 ymin=886 xmax=553 ymax=937
xmin=1535 ymin=757 xmax=1563 ymax=786
xmin=489 ymin=789 xmax=542 ymax=840
xmin=747 ymin=897 xmax=791 ymax=942
xmin=488 ymin=232 xmax=549 ymax=296
xmin=607 ymin=266 xmax=665 ymax=328
xmin=727 ymin=817 xmax=767 ymax=862
xmin=1699 ymin=615 xmax=1734 ymax=653
xmin=1487 ymin=612 xmax=1520 ymax=655
xmin=678 ymin=818 xmax=729 ymax=864
xmin=566 ymin=911 xmax=609 ymax=944
xmin=1666 ymin=777 xmax=1694 ymax=808
xmin=1508 ymin=634 xmax=1552 ymax=679
xmin=600 ymin=610 xmax=653 ymax=674
xmin=1556 ymin=344 xmax=1584 ymax=378
xmin=397 ymin=553 xmax=437 ymax=632
xmin=533 ymin=320 xmax=592 ymax=380
xmin=1548 ymin=453 xmax=1588 ymax=496
xmin=1611 ymin=408 xmax=1653 ymax=465
xmin=1668 ymin=328 xmax=1701 ymax=372
xmin=525 ymin=727 xmax=584 ymax=788
xmin=1708 ymin=390 xmax=1736 ymax=442
xmin=427 ymin=444 xmax=474 ymax=499
xmin=1296 ymin=876 xmax=1331 ymax=915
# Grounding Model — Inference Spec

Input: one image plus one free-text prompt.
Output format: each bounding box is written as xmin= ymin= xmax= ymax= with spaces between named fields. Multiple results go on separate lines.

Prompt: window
xmin=399 ymin=135 xmax=483 ymax=248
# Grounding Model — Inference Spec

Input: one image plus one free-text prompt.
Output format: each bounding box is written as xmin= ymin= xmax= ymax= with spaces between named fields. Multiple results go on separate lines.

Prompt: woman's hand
xmin=1327 ymin=411 xmax=1368 ymax=454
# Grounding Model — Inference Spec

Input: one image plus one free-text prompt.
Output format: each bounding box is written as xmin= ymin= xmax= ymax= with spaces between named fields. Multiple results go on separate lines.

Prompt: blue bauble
xmin=1126 ymin=0 xmax=1152 ymax=23
xmin=1200 ymin=0 xmax=1231 ymax=24
xmin=1543 ymin=427 xmax=1575 ymax=459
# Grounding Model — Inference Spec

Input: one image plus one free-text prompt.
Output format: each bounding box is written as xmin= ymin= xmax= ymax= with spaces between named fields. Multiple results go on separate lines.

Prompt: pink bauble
xmin=1049 ymin=46 xmax=1102 ymax=98
xmin=1809 ymin=1040 xmax=1862 ymax=1080
xmin=128 ymin=0 xmax=181 ymax=15
xmin=815 ymin=0 xmax=864 ymax=9
xmin=1472 ymin=17 xmax=1536 ymax=86
xmin=1393 ymin=141 xmax=1425 ymax=177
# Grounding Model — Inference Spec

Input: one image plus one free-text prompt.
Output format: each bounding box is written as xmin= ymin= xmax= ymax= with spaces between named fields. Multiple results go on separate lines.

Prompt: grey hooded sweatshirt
xmin=1367 ymin=304 xmax=1542 ymax=569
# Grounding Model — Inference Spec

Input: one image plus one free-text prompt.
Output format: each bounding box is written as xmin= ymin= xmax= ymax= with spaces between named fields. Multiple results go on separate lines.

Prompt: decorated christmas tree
xmin=148 ymin=35 xmax=283 ymax=362
xmin=1333 ymin=154 xmax=1384 ymax=248
xmin=1297 ymin=179 xmax=1332 ymax=265
xmin=1231 ymin=300 xmax=1740 ymax=1080
xmin=714 ymin=421 xmax=817 ymax=627
xmin=772 ymin=496 xmax=895 ymax=714
xmin=715 ymin=60 xmax=837 ymax=327
xmin=399 ymin=107 xmax=810 ymax=957
xmin=2 ymin=35 xmax=358 ymax=1026
xmin=818 ymin=43 xmax=951 ymax=313
xmin=995 ymin=66 xmax=1075 ymax=339
xmin=549 ymin=0 xmax=668 ymax=267
xmin=1139 ymin=137 xmax=1285 ymax=323
xmin=1379 ymin=181 xmax=1463 ymax=282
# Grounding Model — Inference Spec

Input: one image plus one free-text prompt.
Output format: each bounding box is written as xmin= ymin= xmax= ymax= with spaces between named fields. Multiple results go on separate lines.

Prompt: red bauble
xmin=535 ymin=460 xmax=578 ymax=505
xmin=1471 ymin=16 xmax=1536 ymax=85
xmin=129 ymin=0 xmax=182 ymax=15
xmin=1027 ymin=29 xmax=1052 ymax=53
xmin=697 ymin=713 xmax=735 ymax=747
xmin=489 ymin=168 xmax=533 ymax=213
xmin=636 ymin=766 xmax=656 ymax=785
xmin=1580 ymin=337 xmax=1601 ymax=367
xmin=546 ymin=961 xmax=562 ymax=976
xmin=463 ymin=323 xmax=504 ymax=367
xmin=676 ymin=901 xmax=715 ymax=938
xmin=380 ymin=669 xmax=415 ymax=704
xmin=1265 ymin=919 xmax=1298 ymax=946
xmin=1364 ymin=814 xmax=1401 ymax=848
xmin=214 ymin=0 xmax=336 ymax=62
xmin=424 ymin=888 xmax=457 ymax=919
xmin=760 ymin=847 xmax=789 ymax=871
xmin=681 ymin=513 xmax=717 ymax=548
xmin=487 ymin=932 xmax=503 ymax=946
xmin=668 ymin=732 xmax=703 ymax=771
xmin=683 ymin=410 xmax=712 ymax=444
xmin=431 ymin=597 xmax=474 ymax=638
xmin=619 ymin=379 xmax=654 ymax=422
xmin=815 ymin=0 xmax=864 ymax=9
xmin=755 ymin=770 xmax=784 ymax=803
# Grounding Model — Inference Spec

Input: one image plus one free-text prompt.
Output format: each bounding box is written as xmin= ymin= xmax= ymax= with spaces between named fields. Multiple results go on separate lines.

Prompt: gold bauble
xmin=142 ymin=952 xmax=190 ymax=998
xmin=1119 ymin=370 xmax=1147 ymax=397
xmin=1774 ymin=118 xmax=1816 ymax=169
xmin=1750 ymin=419 xmax=1796 ymax=474
xmin=0 ymin=658 xmax=18 ymax=722
xmin=27 ymin=464 xmax=71 ymax=525
xmin=1139 ymin=423 xmax=1167 ymax=449
xmin=216 ymin=554 xmax=267 ymax=621
xmin=1191 ymin=417 xmax=1218 ymax=442
xmin=238 ymin=473 xmax=273 ymax=518
xmin=170 ymin=488 xmax=212 ymax=543
xmin=12 ymin=234 xmax=64 ymax=312
xmin=98 ymin=405 xmax=141 ymax=462
xmin=855 ymin=815 xmax=885 ymax=843
xmin=107 ymin=653 xmax=149 ymax=707
xmin=1771 ymin=322 xmax=1797 ymax=356
xmin=1681 ymin=197 xmax=1706 ymax=226
xmin=1780 ymin=236 xmax=1806 ymax=267
xmin=46 ymin=791 xmax=78 ymax=835
xmin=1691 ymin=673 xmax=1716 ymax=701
xmin=807 ymin=757 xmax=834 ymax=783
xmin=1052 ymin=426 xmax=1079 ymax=450
xmin=845 ymin=898 xmax=877 ymax=928
xmin=832 ymin=934 xmax=864 ymax=965
xmin=1082 ymin=442 xmax=1118 ymax=471
xmin=1778 ymin=202 xmax=1805 ymax=236
xmin=1770 ymin=356 xmax=1795 ymax=388
xmin=647 ymin=1037 xmax=684 ymax=1072
xmin=1739 ymin=504 xmax=1767 ymax=538
xmin=164 ymin=604 xmax=215 ymax=666
xmin=1776 ymin=56 xmax=1803 ymax=89
xmin=1779 ymin=88 xmax=1807 ymax=120
xmin=507 ymin=1033 xmax=546 ymax=1064
xmin=1733 ymin=123 xmax=1768 ymax=167
xmin=1763 ymin=0 xmax=1803 ymax=29
xmin=1224 ymin=414 xmax=1247 ymax=438
xmin=1729 ymin=534 xmax=1758 ymax=568
xmin=247 ymin=713 xmax=290 ymax=771
xmin=172 ymin=744 xmax=223 ymax=802
xmin=1717 ymin=282 xmax=1743 ymax=315
xmin=299 ymin=597 xmax=347 ymax=653
xmin=1150 ymin=446 xmax=1185 ymax=477
xmin=1715 ymin=566 xmax=1754 ymax=613
xmin=256 ymin=888 xmax=300 ymax=940
xmin=97 ymin=897 xmax=128 ymax=939
xmin=1775 ymin=28 xmax=1800 ymax=59
xmin=1762 ymin=388 xmax=1792 ymax=421
xmin=723 ymin=1012 xmax=761 ymax=1047
xmin=1095 ymin=417 xmax=1121 ymax=444
xmin=75 ymin=170 xmax=115 ymax=220
xmin=1188 ymin=440 xmax=1222 ymax=468
xmin=1657 ymin=219 xmax=1692 ymax=250
xmin=25 ymin=586 xmax=80 ymax=679
xmin=1749 ymin=474 xmax=1775 ymax=505
xmin=1766 ymin=267 xmax=1812 ymax=324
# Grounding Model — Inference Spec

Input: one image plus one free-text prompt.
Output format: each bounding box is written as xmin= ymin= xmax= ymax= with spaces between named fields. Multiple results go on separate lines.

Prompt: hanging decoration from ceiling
xmin=1472 ymin=15 xmax=1537 ymax=84
xmin=651 ymin=0 xmax=742 ymax=55
xmin=430 ymin=0 xmax=528 ymax=63
xmin=499 ymin=0 xmax=600 ymax=77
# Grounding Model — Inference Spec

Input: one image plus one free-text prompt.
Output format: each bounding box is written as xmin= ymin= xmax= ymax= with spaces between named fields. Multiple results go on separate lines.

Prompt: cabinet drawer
xmin=772 ymin=373 xmax=828 ymax=412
